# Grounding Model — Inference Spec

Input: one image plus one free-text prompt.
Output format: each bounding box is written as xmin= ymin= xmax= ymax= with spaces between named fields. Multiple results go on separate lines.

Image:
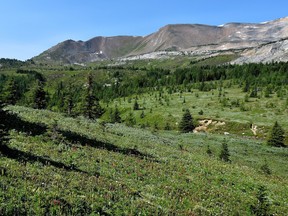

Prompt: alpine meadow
xmin=1 ymin=16 xmax=288 ymax=215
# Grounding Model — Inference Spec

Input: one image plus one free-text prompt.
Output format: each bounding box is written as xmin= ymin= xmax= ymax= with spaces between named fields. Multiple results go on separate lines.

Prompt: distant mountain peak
xmin=33 ymin=17 xmax=288 ymax=64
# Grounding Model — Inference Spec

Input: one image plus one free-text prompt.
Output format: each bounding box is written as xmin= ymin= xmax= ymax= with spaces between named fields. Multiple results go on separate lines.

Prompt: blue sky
xmin=0 ymin=0 xmax=287 ymax=60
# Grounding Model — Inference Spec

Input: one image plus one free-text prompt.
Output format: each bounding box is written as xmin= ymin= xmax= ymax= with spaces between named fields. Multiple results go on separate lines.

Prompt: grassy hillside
xmin=102 ymin=84 xmax=288 ymax=140
xmin=1 ymin=105 xmax=287 ymax=215
xmin=1 ymin=56 xmax=288 ymax=215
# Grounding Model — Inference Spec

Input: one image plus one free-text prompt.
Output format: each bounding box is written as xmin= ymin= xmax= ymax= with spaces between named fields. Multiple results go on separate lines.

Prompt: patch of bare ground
xmin=194 ymin=119 xmax=225 ymax=133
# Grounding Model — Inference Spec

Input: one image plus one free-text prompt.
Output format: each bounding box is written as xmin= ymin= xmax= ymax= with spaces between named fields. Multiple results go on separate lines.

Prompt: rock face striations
xmin=33 ymin=17 xmax=288 ymax=64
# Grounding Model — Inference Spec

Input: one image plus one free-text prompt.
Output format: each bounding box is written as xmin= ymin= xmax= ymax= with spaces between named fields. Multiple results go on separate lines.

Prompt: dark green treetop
xmin=179 ymin=109 xmax=195 ymax=133
xmin=267 ymin=121 xmax=285 ymax=147
xmin=82 ymin=73 xmax=104 ymax=119
xmin=33 ymin=80 xmax=47 ymax=109
xmin=219 ymin=139 xmax=231 ymax=163
xmin=0 ymin=100 xmax=8 ymax=147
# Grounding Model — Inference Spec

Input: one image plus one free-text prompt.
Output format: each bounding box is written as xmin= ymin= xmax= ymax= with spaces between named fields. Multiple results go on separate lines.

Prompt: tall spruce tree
xmin=65 ymin=94 xmax=74 ymax=116
xmin=82 ymin=73 xmax=104 ymax=119
xmin=219 ymin=139 xmax=231 ymax=162
xmin=3 ymin=77 xmax=19 ymax=105
xmin=267 ymin=121 xmax=285 ymax=147
xmin=63 ymin=84 xmax=75 ymax=116
xmin=179 ymin=109 xmax=195 ymax=133
xmin=33 ymin=80 xmax=47 ymax=109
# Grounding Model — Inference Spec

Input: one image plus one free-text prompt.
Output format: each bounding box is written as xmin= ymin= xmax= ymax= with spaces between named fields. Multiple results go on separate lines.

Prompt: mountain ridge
xmin=33 ymin=17 xmax=288 ymax=64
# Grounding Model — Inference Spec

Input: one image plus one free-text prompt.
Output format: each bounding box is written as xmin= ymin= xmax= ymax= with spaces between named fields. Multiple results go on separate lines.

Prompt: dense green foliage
xmin=1 ymin=77 xmax=19 ymax=105
xmin=179 ymin=109 xmax=195 ymax=133
xmin=110 ymin=106 xmax=122 ymax=123
xmin=1 ymin=60 xmax=288 ymax=116
xmin=219 ymin=139 xmax=231 ymax=162
xmin=267 ymin=121 xmax=285 ymax=147
xmin=81 ymin=73 xmax=104 ymax=119
xmin=0 ymin=100 xmax=8 ymax=146
xmin=0 ymin=58 xmax=26 ymax=68
xmin=33 ymin=80 xmax=47 ymax=109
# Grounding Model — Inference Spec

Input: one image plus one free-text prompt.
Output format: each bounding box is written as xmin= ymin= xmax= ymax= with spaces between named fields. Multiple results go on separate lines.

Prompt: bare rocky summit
xmin=33 ymin=17 xmax=288 ymax=64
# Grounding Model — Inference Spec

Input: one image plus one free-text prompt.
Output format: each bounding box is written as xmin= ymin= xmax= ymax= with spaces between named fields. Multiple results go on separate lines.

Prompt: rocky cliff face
xmin=232 ymin=38 xmax=288 ymax=64
xmin=33 ymin=17 xmax=288 ymax=64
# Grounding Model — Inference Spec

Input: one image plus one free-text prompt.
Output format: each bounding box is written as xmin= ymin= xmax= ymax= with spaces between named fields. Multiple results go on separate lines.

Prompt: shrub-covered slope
xmin=0 ymin=106 xmax=287 ymax=215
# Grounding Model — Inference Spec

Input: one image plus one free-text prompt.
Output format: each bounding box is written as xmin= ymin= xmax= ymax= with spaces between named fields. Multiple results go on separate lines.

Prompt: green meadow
xmin=1 ymin=56 xmax=288 ymax=215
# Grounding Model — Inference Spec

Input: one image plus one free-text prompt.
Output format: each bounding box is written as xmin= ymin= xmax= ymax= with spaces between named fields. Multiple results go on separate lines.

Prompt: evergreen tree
xmin=63 ymin=84 xmax=77 ymax=116
xmin=164 ymin=122 xmax=171 ymax=130
xmin=140 ymin=110 xmax=145 ymax=119
xmin=260 ymin=159 xmax=272 ymax=175
xmin=183 ymin=97 xmax=186 ymax=103
xmin=49 ymin=81 xmax=65 ymax=112
xmin=264 ymin=85 xmax=273 ymax=98
xmin=249 ymin=87 xmax=258 ymax=98
xmin=45 ymin=120 xmax=65 ymax=144
xmin=206 ymin=145 xmax=212 ymax=156
xmin=82 ymin=74 xmax=104 ymax=119
xmin=133 ymin=100 xmax=139 ymax=110
xmin=264 ymin=87 xmax=271 ymax=98
xmin=219 ymin=140 xmax=231 ymax=162
xmin=33 ymin=80 xmax=47 ymax=109
xmin=2 ymin=77 xmax=19 ymax=105
xmin=242 ymin=79 xmax=250 ymax=92
xmin=64 ymin=93 xmax=74 ymax=116
xmin=125 ymin=111 xmax=136 ymax=127
xmin=267 ymin=121 xmax=285 ymax=147
xmin=179 ymin=109 xmax=195 ymax=133
xmin=0 ymin=100 xmax=8 ymax=147
xmin=110 ymin=107 xmax=122 ymax=123
xmin=250 ymin=186 xmax=271 ymax=216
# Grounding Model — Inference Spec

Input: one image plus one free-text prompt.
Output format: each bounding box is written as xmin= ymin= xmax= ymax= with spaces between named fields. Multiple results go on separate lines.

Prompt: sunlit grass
xmin=2 ymin=105 xmax=287 ymax=214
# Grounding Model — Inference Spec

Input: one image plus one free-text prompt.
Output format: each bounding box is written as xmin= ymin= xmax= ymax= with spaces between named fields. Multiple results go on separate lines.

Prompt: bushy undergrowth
xmin=0 ymin=106 xmax=287 ymax=215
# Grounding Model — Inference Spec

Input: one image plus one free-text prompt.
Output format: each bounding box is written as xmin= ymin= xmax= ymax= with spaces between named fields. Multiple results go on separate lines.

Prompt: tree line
xmin=1 ymin=62 xmax=288 ymax=108
xmin=0 ymin=62 xmax=287 ymax=145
